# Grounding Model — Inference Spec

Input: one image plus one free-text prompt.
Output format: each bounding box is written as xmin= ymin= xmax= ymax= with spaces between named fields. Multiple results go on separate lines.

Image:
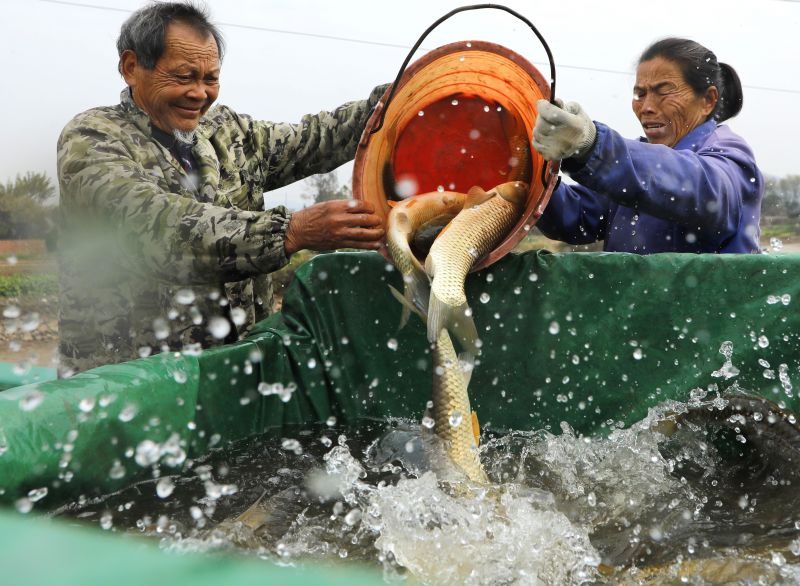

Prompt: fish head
xmin=492 ymin=181 xmax=529 ymax=207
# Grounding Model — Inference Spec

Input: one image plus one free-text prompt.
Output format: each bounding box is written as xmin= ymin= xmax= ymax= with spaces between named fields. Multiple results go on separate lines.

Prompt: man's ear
xmin=120 ymin=49 xmax=138 ymax=86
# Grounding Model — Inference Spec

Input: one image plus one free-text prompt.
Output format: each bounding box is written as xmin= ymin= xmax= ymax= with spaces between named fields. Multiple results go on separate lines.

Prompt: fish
xmin=389 ymin=285 xmax=488 ymax=485
xmin=425 ymin=180 xmax=528 ymax=359
xmin=385 ymin=189 xmax=466 ymax=328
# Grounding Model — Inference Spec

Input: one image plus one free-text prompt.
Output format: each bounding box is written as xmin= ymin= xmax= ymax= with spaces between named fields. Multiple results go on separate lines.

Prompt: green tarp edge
xmin=0 ymin=361 xmax=56 ymax=391
xmin=0 ymin=508 xmax=392 ymax=586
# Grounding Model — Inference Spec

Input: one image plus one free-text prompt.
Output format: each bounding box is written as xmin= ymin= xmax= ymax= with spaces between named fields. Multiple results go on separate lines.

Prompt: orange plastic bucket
xmin=353 ymin=6 xmax=560 ymax=271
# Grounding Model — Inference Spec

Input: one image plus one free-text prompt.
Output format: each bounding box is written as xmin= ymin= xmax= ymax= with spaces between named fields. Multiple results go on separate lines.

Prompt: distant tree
xmin=303 ymin=171 xmax=353 ymax=204
xmin=0 ymin=172 xmax=58 ymax=242
xmin=762 ymin=174 xmax=800 ymax=218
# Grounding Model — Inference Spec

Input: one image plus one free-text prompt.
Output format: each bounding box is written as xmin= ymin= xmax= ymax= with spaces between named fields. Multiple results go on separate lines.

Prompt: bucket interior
xmin=353 ymin=41 xmax=558 ymax=271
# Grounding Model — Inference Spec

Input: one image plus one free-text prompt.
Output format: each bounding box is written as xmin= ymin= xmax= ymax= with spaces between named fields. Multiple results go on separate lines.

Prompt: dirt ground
xmin=0 ymin=254 xmax=59 ymax=368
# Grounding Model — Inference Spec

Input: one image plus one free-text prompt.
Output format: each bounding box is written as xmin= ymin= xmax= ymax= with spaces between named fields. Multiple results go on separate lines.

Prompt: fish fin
xmin=458 ymin=350 xmax=475 ymax=381
xmin=471 ymin=411 xmax=481 ymax=446
xmin=427 ymin=293 xmax=480 ymax=359
xmin=232 ymin=489 xmax=271 ymax=530
xmin=427 ymin=290 xmax=447 ymax=344
xmin=465 ymin=185 xmax=493 ymax=207
xmin=389 ymin=284 xmax=426 ymax=325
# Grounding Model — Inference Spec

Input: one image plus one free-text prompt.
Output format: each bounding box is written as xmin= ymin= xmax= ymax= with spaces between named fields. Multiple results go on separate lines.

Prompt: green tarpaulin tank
xmin=1 ymin=250 xmax=799 ymax=585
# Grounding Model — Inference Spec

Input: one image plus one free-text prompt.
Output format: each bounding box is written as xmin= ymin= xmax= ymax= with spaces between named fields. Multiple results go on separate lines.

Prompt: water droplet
xmin=528 ymin=272 xmax=538 ymax=282
xmin=587 ymin=492 xmax=596 ymax=507
xmin=135 ymin=439 xmax=161 ymax=467
xmin=326 ymin=415 xmax=337 ymax=427
xmin=173 ymin=370 xmax=187 ymax=384
xmin=153 ymin=318 xmax=170 ymax=340
xmin=15 ymin=498 xmax=33 ymax=514
xmin=118 ymin=403 xmax=137 ymax=422
xmin=448 ymin=411 xmax=463 ymax=427
xmin=21 ymin=313 xmax=40 ymax=332
xmin=479 ymin=293 xmax=490 ymax=304
xmin=19 ymin=389 xmax=44 ymax=412
xmin=344 ymin=508 xmax=362 ymax=525
xmin=307 ymin=358 xmax=317 ymax=369
xmin=230 ymin=307 xmax=247 ymax=326
xmin=156 ymin=477 xmax=175 ymax=498
xmin=100 ymin=512 xmax=113 ymax=530
xmin=757 ymin=335 xmax=769 ymax=348
xmin=208 ymin=317 xmax=231 ymax=339
xmin=109 ymin=460 xmax=126 ymax=480
xmin=387 ymin=338 xmax=398 ymax=351
xmin=421 ymin=416 xmax=435 ymax=429
xmin=548 ymin=321 xmax=560 ymax=335
xmin=632 ymin=348 xmax=643 ymax=360
xmin=3 ymin=305 xmax=20 ymax=319
xmin=78 ymin=397 xmax=96 ymax=413
xmin=174 ymin=289 xmax=195 ymax=305
xmin=281 ymin=438 xmax=303 ymax=454
xmin=27 ymin=487 xmax=48 ymax=503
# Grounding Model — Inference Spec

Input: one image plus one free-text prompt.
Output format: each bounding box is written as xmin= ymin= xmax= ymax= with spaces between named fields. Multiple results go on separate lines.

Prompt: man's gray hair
xmin=116 ymin=1 xmax=225 ymax=73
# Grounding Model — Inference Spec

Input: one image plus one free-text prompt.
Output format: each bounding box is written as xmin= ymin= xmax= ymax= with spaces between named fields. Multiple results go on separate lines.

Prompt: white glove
xmin=532 ymin=99 xmax=597 ymax=162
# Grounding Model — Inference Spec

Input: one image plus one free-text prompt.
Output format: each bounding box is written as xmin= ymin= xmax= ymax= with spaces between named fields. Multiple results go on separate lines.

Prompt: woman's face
xmin=632 ymin=56 xmax=718 ymax=147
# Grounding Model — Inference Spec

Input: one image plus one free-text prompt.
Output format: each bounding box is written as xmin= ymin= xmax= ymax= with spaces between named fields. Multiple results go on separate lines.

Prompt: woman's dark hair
xmin=639 ymin=37 xmax=742 ymax=122
xmin=116 ymin=2 xmax=225 ymax=73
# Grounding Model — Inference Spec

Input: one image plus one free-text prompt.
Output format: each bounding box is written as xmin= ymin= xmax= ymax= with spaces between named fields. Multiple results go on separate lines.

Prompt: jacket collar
xmin=119 ymin=87 xmax=219 ymax=139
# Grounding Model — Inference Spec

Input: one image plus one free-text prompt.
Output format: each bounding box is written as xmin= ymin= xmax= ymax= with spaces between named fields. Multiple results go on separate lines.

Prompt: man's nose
xmin=185 ymin=81 xmax=209 ymax=101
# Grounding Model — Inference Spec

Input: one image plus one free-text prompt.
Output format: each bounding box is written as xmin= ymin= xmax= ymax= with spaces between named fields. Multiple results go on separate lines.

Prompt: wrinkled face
xmin=121 ymin=21 xmax=220 ymax=133
xmin=632 ymin=56 xmax=717 ymax=147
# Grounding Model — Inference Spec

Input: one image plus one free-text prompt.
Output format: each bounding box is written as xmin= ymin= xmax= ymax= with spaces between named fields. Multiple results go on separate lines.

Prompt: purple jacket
xmin=537 ymin=120 xmax=763 ymax=253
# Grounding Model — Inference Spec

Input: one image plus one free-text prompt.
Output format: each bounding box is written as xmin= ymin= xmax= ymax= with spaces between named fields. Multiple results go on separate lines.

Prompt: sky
xmin=2 ymin=0 xmax=800 ymax=210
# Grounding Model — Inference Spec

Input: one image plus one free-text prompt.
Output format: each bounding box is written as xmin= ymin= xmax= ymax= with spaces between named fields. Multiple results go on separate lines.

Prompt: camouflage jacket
xmin=57 ymin=85 xmax=386 ymax=375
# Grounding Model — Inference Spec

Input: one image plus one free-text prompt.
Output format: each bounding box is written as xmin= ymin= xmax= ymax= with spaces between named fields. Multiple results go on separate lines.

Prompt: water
xmin=50 ymin=399 xmax=800 ymax=585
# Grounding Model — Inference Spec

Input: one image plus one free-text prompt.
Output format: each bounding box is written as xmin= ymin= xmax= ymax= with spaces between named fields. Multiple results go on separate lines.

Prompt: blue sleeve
xmin=569 ymin=122 xmax=762 ymax=237
xmin=536 ymin=180 xmax=610 ymax=245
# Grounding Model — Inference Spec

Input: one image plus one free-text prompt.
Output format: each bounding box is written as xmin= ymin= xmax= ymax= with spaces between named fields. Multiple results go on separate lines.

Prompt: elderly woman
xmin=532 ymin=37 xmax=763 ymax=254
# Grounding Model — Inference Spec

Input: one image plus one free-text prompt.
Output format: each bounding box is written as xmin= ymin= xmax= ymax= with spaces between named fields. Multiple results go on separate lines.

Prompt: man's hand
xmin=284 ymin=199 xmax=385 ymax=256
xmin=533 ymin=99 xmax=597 ymax=162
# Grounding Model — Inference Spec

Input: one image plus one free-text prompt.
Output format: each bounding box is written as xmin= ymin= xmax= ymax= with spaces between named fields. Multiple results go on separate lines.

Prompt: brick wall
xmin=0 ymin=240 xmax=46 ymax=255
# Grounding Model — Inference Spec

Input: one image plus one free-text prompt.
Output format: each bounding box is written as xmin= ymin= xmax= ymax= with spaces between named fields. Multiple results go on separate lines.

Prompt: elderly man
xmin=57 ymin=2 xmax=386 ymax=376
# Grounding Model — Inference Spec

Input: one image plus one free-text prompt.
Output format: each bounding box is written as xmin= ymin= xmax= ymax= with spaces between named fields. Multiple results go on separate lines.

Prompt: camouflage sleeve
xmin=247 ymin=83 xmax=389 ymax=191
xmin=57 ymin=117 xmax=291 ymax=286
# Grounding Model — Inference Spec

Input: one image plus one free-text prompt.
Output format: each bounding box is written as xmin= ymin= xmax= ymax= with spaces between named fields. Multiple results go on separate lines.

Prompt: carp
xmin=389 ymin=285 xmax=488 ymax=484
xmin=425 ymin=180 xmax=528 ymax=359
xmin=385 ymin=190 xmax=466 ymax=328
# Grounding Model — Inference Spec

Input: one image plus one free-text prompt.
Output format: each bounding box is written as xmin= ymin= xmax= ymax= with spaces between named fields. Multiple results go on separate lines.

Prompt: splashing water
xmin=49 ymin=397 xmax=800 ymax=584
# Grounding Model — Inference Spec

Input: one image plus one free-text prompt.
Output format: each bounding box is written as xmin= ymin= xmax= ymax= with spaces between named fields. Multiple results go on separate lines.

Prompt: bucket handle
xmin=368 ymin=3 xmax=557 ymax=137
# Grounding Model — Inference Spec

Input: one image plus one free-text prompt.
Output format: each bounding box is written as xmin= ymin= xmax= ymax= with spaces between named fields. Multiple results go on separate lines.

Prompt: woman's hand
xmin=533 ymin=99 xmax=597 ymax=162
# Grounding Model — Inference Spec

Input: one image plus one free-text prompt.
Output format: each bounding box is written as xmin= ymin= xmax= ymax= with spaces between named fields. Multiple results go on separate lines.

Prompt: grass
xmin=0 ymin=274 xmax=58 ymax=298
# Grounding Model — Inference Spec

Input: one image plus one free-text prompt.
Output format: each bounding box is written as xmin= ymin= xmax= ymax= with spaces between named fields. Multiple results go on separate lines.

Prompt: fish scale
xmin=429 ymin=327 xmax=488 ymax=484
xmin=425 ymin=181 xmax=528 ymax=351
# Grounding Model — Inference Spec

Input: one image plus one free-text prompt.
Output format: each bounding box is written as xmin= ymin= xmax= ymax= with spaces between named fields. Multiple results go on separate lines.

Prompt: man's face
xmin=632 ymin=56 xmax=717 ymax=148
xmin=121 ymin=21 xmax=220 ymax=133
